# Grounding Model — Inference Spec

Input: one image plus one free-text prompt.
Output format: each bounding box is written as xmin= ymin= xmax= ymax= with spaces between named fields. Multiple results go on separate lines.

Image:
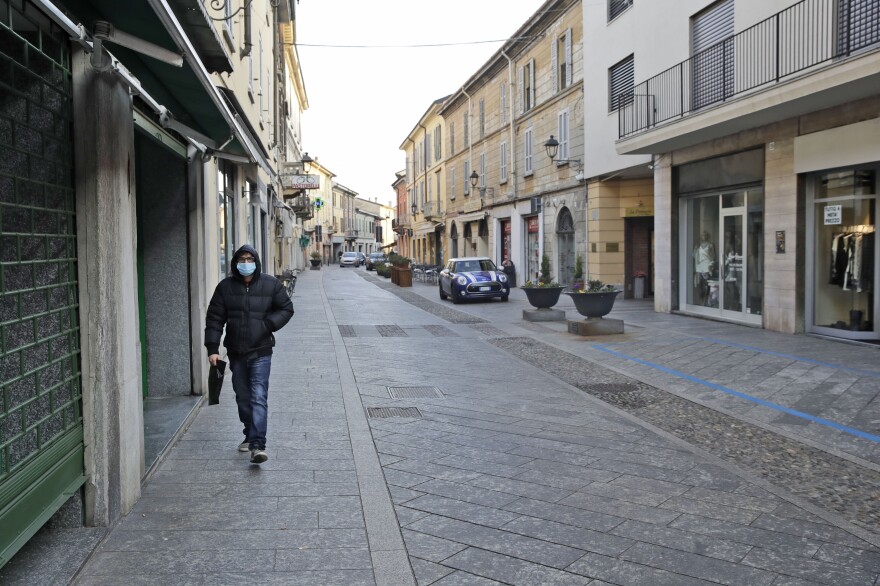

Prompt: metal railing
xmin=619 ymin=0 xmax=880 ymax=138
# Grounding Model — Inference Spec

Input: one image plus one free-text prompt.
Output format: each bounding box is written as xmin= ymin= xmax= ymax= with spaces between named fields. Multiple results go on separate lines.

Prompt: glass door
xmin=681 ymin=188 xmax=763 ymax=324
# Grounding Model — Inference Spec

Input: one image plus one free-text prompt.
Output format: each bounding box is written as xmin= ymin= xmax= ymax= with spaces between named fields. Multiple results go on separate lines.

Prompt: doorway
xmin=681 ymin=188 xmax=764 ymax=323
xmin=556 ymin=207 xmax=575 ymax=285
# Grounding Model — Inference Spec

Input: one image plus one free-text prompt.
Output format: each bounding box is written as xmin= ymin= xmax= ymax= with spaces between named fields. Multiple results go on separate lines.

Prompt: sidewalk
xmin=7 ymin=265 xmax=880 ymax=584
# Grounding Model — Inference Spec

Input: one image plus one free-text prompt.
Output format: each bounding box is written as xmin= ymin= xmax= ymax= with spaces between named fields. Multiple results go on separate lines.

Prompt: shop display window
xmin=812 ymin=170 xmax=876 ymax=334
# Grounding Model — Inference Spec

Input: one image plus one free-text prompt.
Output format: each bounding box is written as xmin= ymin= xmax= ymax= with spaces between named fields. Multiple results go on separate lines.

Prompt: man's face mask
xmin=237 ymin=255 xmax=256 ymax=276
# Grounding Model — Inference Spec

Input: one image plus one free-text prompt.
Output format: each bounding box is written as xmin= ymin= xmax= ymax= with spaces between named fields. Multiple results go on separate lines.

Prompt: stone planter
xmin=309 ymin=258 xmax=321 ymax=270
xmin=564 ymin=290 xmax=620 ymax=318
xmin=522 ymin=286 xmax=565 ymax=309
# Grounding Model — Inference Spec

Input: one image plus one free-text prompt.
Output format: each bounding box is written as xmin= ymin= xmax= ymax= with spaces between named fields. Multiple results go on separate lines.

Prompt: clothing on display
xmin=829 ymin=226 xmax=875 ymax=292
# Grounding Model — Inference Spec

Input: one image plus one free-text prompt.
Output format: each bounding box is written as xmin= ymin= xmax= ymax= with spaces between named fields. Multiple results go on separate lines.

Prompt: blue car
xmin=439 ymin=257 xmax=510 ymax=304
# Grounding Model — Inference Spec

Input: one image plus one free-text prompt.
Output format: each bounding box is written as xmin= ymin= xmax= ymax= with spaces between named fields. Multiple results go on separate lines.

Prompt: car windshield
xmin=455 ymin=259 xmax=496 ymax=272
xmin=370 ymin=253 xmax=384 ymax=259
xmin=342 ymin=252 xmax=357 ymax=258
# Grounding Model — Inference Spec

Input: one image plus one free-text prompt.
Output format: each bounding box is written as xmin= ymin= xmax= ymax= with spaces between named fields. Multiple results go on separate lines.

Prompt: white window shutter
xmin=518 ymin=66 xmax=524 ymax=114
xmin=529 ymin=59 xmax=536 ymax=107
xmin=551 ymin=38 xmax=558 ymax=94
xmin=565 ymin=29 xmax=573 ymax=87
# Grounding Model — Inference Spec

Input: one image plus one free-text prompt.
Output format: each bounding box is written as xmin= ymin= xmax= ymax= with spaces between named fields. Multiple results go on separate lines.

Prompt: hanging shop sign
xmin=279 ymin=173 xmax=320 ymax=197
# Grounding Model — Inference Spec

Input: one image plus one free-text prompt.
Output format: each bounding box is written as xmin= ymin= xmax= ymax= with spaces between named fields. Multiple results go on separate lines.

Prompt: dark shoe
xmin=250 ymin=449 xmax=268 ymax=464
xmin=238 ymin=441 xmax=250 ymax=452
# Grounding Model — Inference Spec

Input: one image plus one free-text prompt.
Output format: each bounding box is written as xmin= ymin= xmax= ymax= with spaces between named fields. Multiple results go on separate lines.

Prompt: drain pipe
xmin=500 ymin=48 xmax=517 ymax=201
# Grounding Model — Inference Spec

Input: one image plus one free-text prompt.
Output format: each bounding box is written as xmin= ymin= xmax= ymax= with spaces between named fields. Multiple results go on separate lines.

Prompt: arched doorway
xmin=451 ymin=223 xmax=459 ymax=258
xmin=557 ymin=207 xmax=575 ymax=285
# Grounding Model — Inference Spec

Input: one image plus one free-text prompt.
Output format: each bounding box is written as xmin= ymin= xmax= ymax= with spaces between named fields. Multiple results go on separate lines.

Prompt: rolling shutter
xmin=609 ymin=54 xmax=634 ymax=111
xmin=692 ymin=0 xmax=735 ymax=109
xmin=692 ymin=0 xmax=734 ymax=54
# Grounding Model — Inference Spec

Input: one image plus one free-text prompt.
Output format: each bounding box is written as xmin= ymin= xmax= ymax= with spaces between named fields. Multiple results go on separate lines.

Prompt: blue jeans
xmin=229 ymin=355 xmax=271 ymax=450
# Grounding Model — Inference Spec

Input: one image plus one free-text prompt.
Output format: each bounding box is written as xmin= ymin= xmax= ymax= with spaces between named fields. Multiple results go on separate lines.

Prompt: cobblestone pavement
xmin=66 ymin=267 xmax=880 ymax=585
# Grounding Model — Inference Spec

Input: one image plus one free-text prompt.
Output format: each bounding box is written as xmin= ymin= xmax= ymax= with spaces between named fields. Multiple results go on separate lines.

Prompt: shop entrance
xmin=681 ymin=188 xmax=764 ymax=324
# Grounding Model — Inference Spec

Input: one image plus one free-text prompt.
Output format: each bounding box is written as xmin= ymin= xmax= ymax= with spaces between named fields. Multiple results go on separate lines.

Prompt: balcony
xmin=344 ymin=229 xmax=359 ymax=240
xmin=617 ymin=0 xmax=880 ymax=154
xmin=422 ymin=202 xmax=444 ymax=221
xmin=289 ymin=194 xmax=313 ymax=220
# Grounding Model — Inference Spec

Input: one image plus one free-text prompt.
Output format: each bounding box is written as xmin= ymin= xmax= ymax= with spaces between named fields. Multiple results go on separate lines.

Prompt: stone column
xmin=654 ymin=153 xmax=675 ymax=313
xmin=71 ymin=49 xmax=144 ymax=526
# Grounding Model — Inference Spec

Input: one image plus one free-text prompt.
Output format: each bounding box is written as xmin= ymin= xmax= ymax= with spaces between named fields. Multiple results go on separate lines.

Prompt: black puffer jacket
xmin=204 ymin=245 xmax=294 ymax=358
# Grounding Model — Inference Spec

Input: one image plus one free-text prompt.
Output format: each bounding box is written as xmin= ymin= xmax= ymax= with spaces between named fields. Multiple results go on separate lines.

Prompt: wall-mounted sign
xmin=824 ymin=205 xmax=842 ymax=225
xmin=624 ymin=206 xmax=654 ymax=217
xmin=280 ymin=173 xmax=319 ymax=190
xmin=775 ymin=230 xmax=785 ymax=254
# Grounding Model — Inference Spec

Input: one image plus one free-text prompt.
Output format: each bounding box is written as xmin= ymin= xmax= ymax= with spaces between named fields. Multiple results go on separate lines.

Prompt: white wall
xmin=583 ymin=0 xmax=802 ymax=178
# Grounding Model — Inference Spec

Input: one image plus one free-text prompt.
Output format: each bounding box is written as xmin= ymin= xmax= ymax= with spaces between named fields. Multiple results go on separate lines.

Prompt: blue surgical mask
xmin=237 ymin=262 xmax=256 ymax=276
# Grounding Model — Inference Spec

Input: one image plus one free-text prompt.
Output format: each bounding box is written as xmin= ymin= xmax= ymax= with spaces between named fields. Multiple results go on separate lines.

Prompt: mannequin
xmin=693 ymin=231 xmax=717 ymax=305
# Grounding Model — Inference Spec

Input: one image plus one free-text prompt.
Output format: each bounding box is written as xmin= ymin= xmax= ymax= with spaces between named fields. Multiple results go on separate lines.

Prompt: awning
xmin=451 ymin=211 xmax=487 ymax=224
xmin=381 ymin=241 xmax=397 ymax=249
xmin=46 ymin=0 xmax=271 ymax=175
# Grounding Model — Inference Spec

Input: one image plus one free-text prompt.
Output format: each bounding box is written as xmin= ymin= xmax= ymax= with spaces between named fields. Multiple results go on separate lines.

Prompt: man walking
xmin=205 ymin=244 xmax=294 ymax=463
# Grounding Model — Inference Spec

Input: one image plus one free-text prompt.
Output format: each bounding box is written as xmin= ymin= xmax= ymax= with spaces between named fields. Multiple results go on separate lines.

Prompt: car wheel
xmin=451 ymin=288 xmax=461 ymax=304
xmin=439 ymin=284 xmax=447 ymax=300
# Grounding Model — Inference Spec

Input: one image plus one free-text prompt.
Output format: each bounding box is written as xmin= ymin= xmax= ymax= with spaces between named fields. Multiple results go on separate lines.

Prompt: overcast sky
xmin=294 ymin=0 xmax=545 ymax=208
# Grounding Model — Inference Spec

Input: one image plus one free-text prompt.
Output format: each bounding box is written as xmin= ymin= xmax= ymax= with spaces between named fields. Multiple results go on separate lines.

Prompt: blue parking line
xmin=592 ymin=344 xmax=880 ymax=444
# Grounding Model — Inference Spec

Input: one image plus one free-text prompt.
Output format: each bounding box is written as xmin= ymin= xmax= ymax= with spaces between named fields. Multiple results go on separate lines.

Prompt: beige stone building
xmin=611 ymin=0 xmax=880 ymax=339
xmin=400 ymin=97 xmax=448 ymax=266
xmin=440 ymin=0 xmax=584 ymax=285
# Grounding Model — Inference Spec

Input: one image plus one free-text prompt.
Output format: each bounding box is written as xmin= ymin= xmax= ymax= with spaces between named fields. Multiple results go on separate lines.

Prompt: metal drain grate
xmin=366 ymin=407 xmax=423 ymax=418
xmin=387 ymin=386 xmax=444 ymax=399
xmin=338 ymin=325 xmax=355 ymax=337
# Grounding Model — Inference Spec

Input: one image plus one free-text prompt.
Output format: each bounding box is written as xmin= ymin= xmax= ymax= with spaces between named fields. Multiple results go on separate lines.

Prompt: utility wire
xmin=295 ymin=35 xmax=541 ymax=49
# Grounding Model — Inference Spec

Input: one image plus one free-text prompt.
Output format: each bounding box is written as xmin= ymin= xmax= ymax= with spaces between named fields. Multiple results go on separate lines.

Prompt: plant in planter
xmin=387 ymin=253 xmax=412 ymax=286
xmin=571 ymin=254 xmax=584 ymax=291
xmin=565 ymin=278 xmax=621 ymax=318
xmin=309 ymin=250 xmax=322 ymax=268
xmin=521 ymin=253 xmax=565 ymax=309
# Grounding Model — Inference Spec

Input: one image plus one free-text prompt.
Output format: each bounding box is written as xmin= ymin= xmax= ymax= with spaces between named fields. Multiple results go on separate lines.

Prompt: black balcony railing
xmin=618 ymin=0 xmax=880 ymax=138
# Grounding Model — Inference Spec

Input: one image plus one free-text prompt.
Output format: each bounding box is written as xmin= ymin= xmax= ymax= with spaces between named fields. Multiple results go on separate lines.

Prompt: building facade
xmin=0 ymin=0 xmax=308 ymax=567
xmin=615 ymin=0 xmax=880 ymax=339
xmin=432 ymin=0 xmax=584 ymax=284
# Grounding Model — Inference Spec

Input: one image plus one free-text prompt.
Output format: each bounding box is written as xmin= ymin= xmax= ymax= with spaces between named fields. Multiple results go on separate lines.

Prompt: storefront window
xmin=687 ymin=196 xmax=719 ymax=308
xmin=812 ymin=170 xmax=876 ymax=334
xmin=526 ymin=216 xmax=540 ymax=281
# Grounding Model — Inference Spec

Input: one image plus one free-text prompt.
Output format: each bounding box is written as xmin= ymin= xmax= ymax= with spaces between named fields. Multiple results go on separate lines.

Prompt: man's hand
xmin=208 ymin=354 xmax=220 ymax=366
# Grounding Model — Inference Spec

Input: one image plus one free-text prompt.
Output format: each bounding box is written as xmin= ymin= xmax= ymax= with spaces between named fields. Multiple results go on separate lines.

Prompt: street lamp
xmin=544 ymin=135 xmax=582 ymax=171
xmin=301 ymin=152 xmax=314 ymax=173
xmin=469 ymin=170 xmax=479 ymax=188
xmin=411 ymin=202 xmax=418 ymax=216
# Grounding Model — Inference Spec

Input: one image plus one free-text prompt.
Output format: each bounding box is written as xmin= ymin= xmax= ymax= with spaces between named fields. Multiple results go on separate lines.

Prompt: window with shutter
xmin=479 ymin=154 xmax=486 ymax=188
xmin=479 ymin=98 xmax=485 ymax=138
xmin=608 ymin=54 xmax=634 ymax=111
xmin=557 ymin=110 xmax=569 ymax=161
xmin=837 ymin=0 xmax=880 ymax=56
xmin=464 ymin=161 xmax=470 ymax=195
xmin=500 ymin=141 xmax=508 ymax=183
xmin=500 ymin=82 xmax=506 ymax=124
xmin=524 ymin=127 xmax=533 ymax=175
xmin=522 ymin=62 xmax=533 ymax=111
xmin=451 ymin=168 xmax=456 ymax=199
xmin=608 ymin=0 xmax=633 ymax=21
xmin=692 ymin=0 xmax=734 ymax=109
xmin=426 ymin=133 xmax=432 ymax=166
xmin=449 ymin=121 xmax=455 ymax=155
xmin=518 ymin=65 xmax=524 ymax=113
xmin=552 ymin=36 xmax=558 ymax=94
xmin=565 ymin=28 xmax=573 ymax=88
xmin=435 ymin=124 xmax=442 ymax=160
xmin=464 ymin=112 xmax=469 ymax=148
xmin=529 ymin=59 xmax=536 ymax=109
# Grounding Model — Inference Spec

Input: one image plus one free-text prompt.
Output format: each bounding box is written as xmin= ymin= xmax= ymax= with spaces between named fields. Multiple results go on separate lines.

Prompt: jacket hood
xmin=231 ymin=244 xmax=262 ymax=278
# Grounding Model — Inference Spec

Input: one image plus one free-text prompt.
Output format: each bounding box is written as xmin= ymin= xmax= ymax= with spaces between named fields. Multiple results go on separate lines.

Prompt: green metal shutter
xmin=0 ymin=1 xmax=85 ymax=568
